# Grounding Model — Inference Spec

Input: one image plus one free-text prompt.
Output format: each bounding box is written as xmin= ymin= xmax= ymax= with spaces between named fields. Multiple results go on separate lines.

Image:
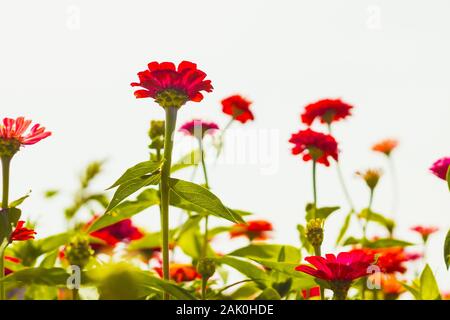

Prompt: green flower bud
xmin=197 ymin=258 xmax=216 ymax=279
xmin=149 ymin=120 xmax=165 ymax=140
xmin=306 ymin=218 xmax=324 ymax=247
xmin=65 ymin=236 xmax=94 ymax=269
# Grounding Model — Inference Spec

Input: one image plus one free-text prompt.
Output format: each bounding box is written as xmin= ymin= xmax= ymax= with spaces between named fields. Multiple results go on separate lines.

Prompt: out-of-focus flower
xmin=149 ymin=120 xmax=165 ymax=139
xmin=131 ymin=61 xmax=213 ymax=108
xmin=380 ymin=273 xmax=405 ymax=298
xmin=221 ymin=95 xmax=254 ymax=123
xmin=301 ymin=98 xmax=353 ymax=126
xmin=429 ymin=157 xmax=450 ymax=181
xmin=306 ymin=218 xmax=324 ymax=248
xmin=353 ymin=247 xmax=420 ymax=274
xmin=0 ymin=117 xmax=51 ymax=157
xmin=442 ymin=292 xmax=450 ymax=300
xmin=289 ymin=129 xmax=338 ymax=166
xmin=301 ymin=286 xmax=321 ymax=300
xmin=230 ymin=220 xmax=273 ymax=241
xmin=410 ymin=226 xmax=439 ymax=242
xmin=65 ymin=236 xmax=94 ymax=269
xmin=356 ymin=169 xmax=382 ymax=191
xmin=154 ymin=264 xmax=201 ymax=283
xmin=372 ymin=139 xmax=398 ymax=156
xmin=296 ymin=251 xmax=374 ymax=300
xmin=4 ymin=256 xmax=20 ymax=276
xmin=88 ymin=217 xmax=144 ymax=251
xmin=10 ymin=221 xmax=36 ymax=242
xmin=179 ymin=119 xmax=219 ymax=138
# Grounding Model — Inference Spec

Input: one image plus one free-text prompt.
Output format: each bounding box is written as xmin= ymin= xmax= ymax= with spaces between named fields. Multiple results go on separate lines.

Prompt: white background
xmin=1 ymin=1 xmax=449 ymax=291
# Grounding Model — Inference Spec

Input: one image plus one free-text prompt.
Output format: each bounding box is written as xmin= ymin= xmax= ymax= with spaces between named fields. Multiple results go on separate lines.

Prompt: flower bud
xmin=356 ymin=169 xmax=382 ymax=191
xmin=306 ymin=218 xmax=324 ymax=247
xmin=149 ymin=120 xmax=165 ymax=140
xmin=65 ymin=236 xmax=94 ymax=269
xmin=196 ymin=258 xmax=216 ymax=279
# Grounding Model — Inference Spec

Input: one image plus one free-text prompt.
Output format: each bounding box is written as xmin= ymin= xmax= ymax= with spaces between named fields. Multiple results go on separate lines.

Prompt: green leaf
xmin=136 ymin=271 xmax=196 ymax=300
xmin=2 ymin=267 xmax=70 ymax=286
xmin=9 ymin=192 xmax=31 ymax=208
xmin=230 ymin=244 xmax=301 ymax=263
xmin=89 ymin=189 xmax=159 ymax=232
xmin=0 ymin=208 xmax=21 ymax=243
xmin=359 ymin=208 xmax=395 ymax=233
xmin=218 ymin=256 xmax=271 ymax=288
xmin=342 ymin=237 xmax=413 ymax=248
xmin=178 ymin=223 xmax=214 ymax=259
xmin=252 ymin=259 xmax=314 ymax=283
xmin=419 ymin=264 xmax=441 ymax=300
xmin=256 ymin=288 xmax=281 ymax=300
xmin=444 ymin=228 xmax=450 ymax=269
xmin=306 ymin=205 xmax=340 ymax=221
xmin=169 ymin=178 xmax=244 ymax=223
xmin=171 ymin=149 xmax=201 ymax=173
xmin=336 ymin=211 xmax=353 ymax=245
xmin=402 ymin=282 xmax=421 ymax=300
xmin=108 ymin=160 xmax=162 ymax=189
xmin=39 ymin=250 xmax=59 ymax=268
xmin=297 ymin=224 xmax=314 ymax=254
xmin=106 ymin=173 xmax=161 ymax=213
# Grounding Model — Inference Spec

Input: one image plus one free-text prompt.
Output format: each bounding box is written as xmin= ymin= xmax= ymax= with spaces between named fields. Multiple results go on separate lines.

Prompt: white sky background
xmin=1 ymin=1 xmax=449 ymax=290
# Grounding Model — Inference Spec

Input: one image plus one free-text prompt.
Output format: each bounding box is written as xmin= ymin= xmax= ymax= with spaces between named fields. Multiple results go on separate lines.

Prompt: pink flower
xmin=0 ymin=117 xmax=51 ymax=151
xmin=429 ymin=157 xmax=450 ymax=180
xmin=179 ymin=119 xmax=219 ymax=138
xmin=411 ymin=226 xmax=439 ymax=242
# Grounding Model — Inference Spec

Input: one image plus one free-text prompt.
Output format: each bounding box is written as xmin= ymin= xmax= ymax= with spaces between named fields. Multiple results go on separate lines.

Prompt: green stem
xmin=388 ymin=157 xmax=398 ymax=236
xmin=198 ymin=138 xmax=209 ymax=189
xmin=362 ymin=189 xmax=374 ymax=241
xmin=1 ymin=156 xmax=11 ymax=300
xmin=159 ymin=106 xmax=178 ymax=300
xmin=215 ymin=118 xmax=234 ymax=159
xmin=201 ymin=276 xmax=208 ymax=300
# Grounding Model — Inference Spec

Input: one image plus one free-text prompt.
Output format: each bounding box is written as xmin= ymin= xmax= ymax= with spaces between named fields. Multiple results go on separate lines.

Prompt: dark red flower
xmin=179 ymin=119 xmax=219 ymax=138
xmin=301 ymin=286 xmax=321 ymax=299
xmin=230 ymin=220 xmax=273 ymax=241
xmin=10 ymin=221 xmax=36 ymax=242
xmin=154 ymin=264 xmax=201 ymax=283
xmin=88 ymin=217 xmax=143 ymax=250
xmin=429 ymin=157 xmax=450 ymax=181
xmin=352 ymin=247 xmax=420 ymax=274
xmin=289 ymin=129 xmax=338 ymax=166
xmin=296 ymin=251 xmax=374 ymax=282
xmin=411 ymin=226 xmax=439 ymax=241
xmin=131 ymin=61 xmax=213 ymax=107
xmin=301 ymin=99 xmax=353 ymax=126
xmin=221 ymin=95 xmax=254 ymax=123
xmin=372 ymin=139 xmax=398 ymax=156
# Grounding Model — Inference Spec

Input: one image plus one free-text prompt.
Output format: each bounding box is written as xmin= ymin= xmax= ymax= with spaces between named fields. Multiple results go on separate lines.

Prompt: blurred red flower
xmin=230 ymin=220 xmax=273 ymax=241
xmin=301 ymin=286 xmax=321 ymax=299
xmin=353 ymin=247 xmax=420 ymax=274
xmin=10 ymin=221 xmax=36 ymax=242
xmin=154 ymin=264 xmax=201 ymax=283
xmin=221 ymin=95 xmax=254 ymax=123
xmin=301 ymin=98 xmax=353 ymax=126
xmin=379 ymin=273 xmax=405 ymax=296
xmin=88 ymin=217 xmax=144 ymax=250
xmin=4 ymin=256 xmax=20 ymax=276
xmin=0 ymin=117 xmax=51 ymax=146
xmin=131 ymin=61 xmax=213 ymax=106
xmin=372 ymin=139 xmax=398 ymax=156
xmin=296 ymin=251 xmax=374 ymax=282
xmin=289 ymin=129 xmax=338 ymax=166
xmin=429 ymin=157 xmax=450 ymax=180
xmin=179 ymin=119 xmax=219 ymax=138
xmin=411 ymin=225 xmax=439 ymax=240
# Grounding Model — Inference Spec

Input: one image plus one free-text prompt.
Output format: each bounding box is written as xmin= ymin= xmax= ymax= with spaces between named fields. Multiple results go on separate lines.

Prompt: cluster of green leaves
xmin=403 ymin=265 xmax=442 ymax=300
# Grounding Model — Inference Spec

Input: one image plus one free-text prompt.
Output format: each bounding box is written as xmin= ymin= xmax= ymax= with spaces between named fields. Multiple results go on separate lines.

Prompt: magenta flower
xmin=430 ymin=157 xmax=450 ymax=180
xmin=179 ymin=119 xmax=219 ymax=138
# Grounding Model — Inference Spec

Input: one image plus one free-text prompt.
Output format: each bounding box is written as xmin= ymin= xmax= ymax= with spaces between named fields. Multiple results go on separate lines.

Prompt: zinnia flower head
xmin=179 ymin=119 xmax=219 ymax=138
xmin=301 ymin=98 xmax=353 ymax=126
xmin=10 ymin=221 xmax=36 ymax=242
xmin=289 ymin=129 xmax=338 ymax=166
xmin=356 ymin=168 xmax=382 ymax=190
xmin=353 ymin=247 xmax=420 ymax=274
xmin=429 ymin=157 xmax=450 ymax=181
xmin=154 ymin=264 xmax=201 ymax=283
xmin=131 ymin=61 xmax=213 ymax=108
xmin=221 ymin=95 xmax=254 ymax=123
xmin=410 ymin=225 xmax=439 ymax=242
xmin=372 ymin=139 xmax=398 ymax=156
xmin=230 ymin=220 xmax=273 ymax=241
xmin=379 ymin=273 xmax=405 ymax=297
xmin=0 ymin=117 xmax=51 ymax=158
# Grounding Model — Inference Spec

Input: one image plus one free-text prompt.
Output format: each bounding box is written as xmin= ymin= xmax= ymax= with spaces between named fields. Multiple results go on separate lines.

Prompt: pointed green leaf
xmin=108 ymin=160 xmax=162 ymax=190
xmin=218 ymin=256 xmax=271 ymax=288
xmin=359 ymin=208 xmax=395 ymax=233
xmin=336 ymin=211 xmax=353 ymax=245
xmin=306 ymin=205 xmax=340 ymax=221
xmin=256 ymin=287 xmax=281 ymax=300
xmin=9 ymin=192 xmax=31 ymax=208
xmin=444 ymin=228 xmax=450 ymax=269
xmin=2 ymin=267 xmax=70 ymax=286
xmin=230 ymin=244 xmax=301 ymax=263
xmin=419 ymin=264 xmax=441 ymax=300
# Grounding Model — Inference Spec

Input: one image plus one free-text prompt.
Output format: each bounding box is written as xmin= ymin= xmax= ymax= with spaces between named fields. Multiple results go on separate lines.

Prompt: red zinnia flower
xmin=131 ymin=61 xmax=213 ymax=107
xmin=221 ymin=95 xmax=254 ymax=123
xmin=88 ymin=217 xmax=144 ymax=250
xmin=10 ymin=221 xmax=36 ymax=242
xmin=301 ymin=98 xmax=353 ymax=126
xmin=301 ymin=286 xmax=321 ymax=300
xmin=179 ymin=119 xmax=219 ymax=138
xmin=289 ymin=129 xmax=338 ymax=166
xmin=353 ymin=247 xmax=420 ymax=274
xmin=372 ymin=139 xmax=398 ymax=156
xmin=154 ymin=264 xmax=201 ymax=283
xmin=230 ymin=220 xmax=273 ymax=241
xmin=429 ymin=157 xmax=450 ymax=181
xmin=410 ymin=225 xmax=439 ymax=241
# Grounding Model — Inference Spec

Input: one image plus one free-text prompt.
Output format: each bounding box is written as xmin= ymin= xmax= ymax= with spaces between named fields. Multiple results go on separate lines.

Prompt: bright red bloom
xmin=131 ymin=61 xmax=213 ymax=106
xmin=154 ymin=264 xmax=201 ymax=283
xmin=353 ymin=247 xmax=420 ymax=274
xmin=88 ymin=217 xmax=144 ymax=249
xmin=0 ymin=117 xmax=51 ymax=146
xmin=179 ymin=119 xmax=219 ymax=138
xmin=296 ymin=251 xmax=374 ymax=282
xmin=429 ymin=157 xmax=450 ymax=180
xmin=372 ymin=139 xmax=398 ymax=156
xmin=289 ymin=129 xmax=338 ymax=166
xmin=4 ymin=256 xmax=20 ymax=276
xmin=10 ymin=221 xmax=36 ymax=242
xmin=379 ymin=273 xmax=405 ymax=296
xmin=301 ymin=286 xmax=321 ymax=299
xmin=230 ymin=220 xmax=273 ymax=241
xmin=411 ymin=226 xmax=439 ymax=240
xmin=221 ymin=95 xmax=254 ymax=123
xmin=301 ymin=99 xmax=353 ymax=126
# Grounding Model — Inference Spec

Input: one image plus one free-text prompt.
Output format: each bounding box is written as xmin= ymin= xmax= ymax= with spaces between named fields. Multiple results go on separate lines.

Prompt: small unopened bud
xmin=356 ymin=169 xmax=382 ymax=190
xmin=197 ymin=258 xmax=216 ymax=279
xmin=65 ymin=236 xmax=94 ymax=269
xmin=306 ymin=218 xmax=324 ymax=247
xmin=149 ymin=120 xmax=165 ymax=139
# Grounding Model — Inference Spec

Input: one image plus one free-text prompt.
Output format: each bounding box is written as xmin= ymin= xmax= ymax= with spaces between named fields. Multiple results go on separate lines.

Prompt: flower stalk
xmin=0 ymin=156 xmax=11 ymax=300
